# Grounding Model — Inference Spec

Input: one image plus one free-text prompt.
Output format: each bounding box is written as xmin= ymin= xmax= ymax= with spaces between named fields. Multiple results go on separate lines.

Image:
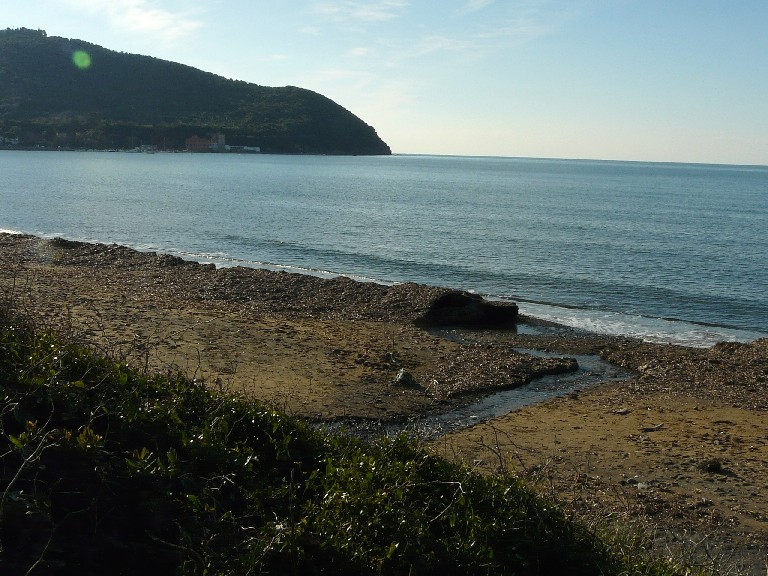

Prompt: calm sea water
xmin=1 ymin=150 xmax=766 ymax=347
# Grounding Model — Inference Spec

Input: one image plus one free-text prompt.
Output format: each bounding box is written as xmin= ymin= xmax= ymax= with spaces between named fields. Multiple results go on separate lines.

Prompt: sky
xmin=4 ymin=1 xmax=768 ymax=165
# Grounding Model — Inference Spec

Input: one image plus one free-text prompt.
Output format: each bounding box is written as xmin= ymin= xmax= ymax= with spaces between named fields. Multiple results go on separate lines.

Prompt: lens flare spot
xmin=72 ymin=50 xmax=92 ymax=70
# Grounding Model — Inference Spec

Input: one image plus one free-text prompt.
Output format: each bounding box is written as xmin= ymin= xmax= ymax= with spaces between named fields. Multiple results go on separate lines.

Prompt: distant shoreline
xmin=4 ymin=146 xmax=767 ymax=168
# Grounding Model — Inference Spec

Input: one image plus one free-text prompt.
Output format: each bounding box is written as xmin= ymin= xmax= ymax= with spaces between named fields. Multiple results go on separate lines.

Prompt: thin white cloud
xmin=417 ymin=35 xmax=473 ymax=56
xmin=259 ymin=54 xmax=291 ymax=62
xmin=410 ymin=1 xmax=576 ymax=60
xmin=312 ymin=1 xmax=408 ymax=23
xmin=299 ymin=26 xmax=323 ymax=36
xmin=345 ymin=47 xmax=373 ymax=58
xmin=478 ymin=17 xmax=552 ymax=43
xmin=459 ymin=0 xmax=495 ymax=15
xmin=57 ymin=0 xmax=205 ymax=42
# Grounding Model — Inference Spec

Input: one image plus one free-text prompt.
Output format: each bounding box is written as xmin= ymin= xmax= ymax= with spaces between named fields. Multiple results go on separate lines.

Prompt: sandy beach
xmin=1 ymin=233 xmax=766 ymax=574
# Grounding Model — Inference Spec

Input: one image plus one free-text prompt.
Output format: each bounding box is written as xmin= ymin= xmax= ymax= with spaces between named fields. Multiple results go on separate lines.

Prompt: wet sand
xmin=1 ymin=233 xmax=766 ymax=573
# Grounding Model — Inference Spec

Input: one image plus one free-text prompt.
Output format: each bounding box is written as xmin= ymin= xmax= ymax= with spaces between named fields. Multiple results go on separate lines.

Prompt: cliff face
xmin=0 ymin=28 xmax=391 ymax=155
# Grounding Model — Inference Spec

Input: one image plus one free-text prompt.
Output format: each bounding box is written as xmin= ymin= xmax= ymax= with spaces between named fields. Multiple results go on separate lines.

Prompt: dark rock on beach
xmin=415 ymin=290 xmax=518 ymax=328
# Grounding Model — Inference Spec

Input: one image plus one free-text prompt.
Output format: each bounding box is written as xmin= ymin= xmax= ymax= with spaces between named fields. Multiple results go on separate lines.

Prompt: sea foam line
xmin=518 ymin=302 xmax=767 ymax=348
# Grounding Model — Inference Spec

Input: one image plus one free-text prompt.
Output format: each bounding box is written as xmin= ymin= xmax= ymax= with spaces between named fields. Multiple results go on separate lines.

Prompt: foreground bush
xmin=0 ymin=311 xmax=687 ymax=575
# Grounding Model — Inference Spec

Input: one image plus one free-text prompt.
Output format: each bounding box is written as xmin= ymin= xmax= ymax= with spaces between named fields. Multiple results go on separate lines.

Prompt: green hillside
xmin=0 ymin=28 xmax=391 ymax=155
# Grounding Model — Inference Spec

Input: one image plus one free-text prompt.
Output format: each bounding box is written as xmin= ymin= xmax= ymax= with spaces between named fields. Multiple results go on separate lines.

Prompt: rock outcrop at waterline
xmin=415 ymin=291 xmax=519 ymax=328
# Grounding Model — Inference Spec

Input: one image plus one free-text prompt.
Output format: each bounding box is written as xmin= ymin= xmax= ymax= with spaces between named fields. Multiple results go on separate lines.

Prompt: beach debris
xmin=392 ymin=368 xmax=420 ymax=388
xmin=696 ymin=458 xmax=736 ymax=476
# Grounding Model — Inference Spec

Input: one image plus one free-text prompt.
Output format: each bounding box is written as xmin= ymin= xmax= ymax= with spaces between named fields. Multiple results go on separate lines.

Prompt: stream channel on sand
xmin=422 ymin=349 xmax=634 ymax=437
xmin=320 ymin=325 xmax=636 ymax=440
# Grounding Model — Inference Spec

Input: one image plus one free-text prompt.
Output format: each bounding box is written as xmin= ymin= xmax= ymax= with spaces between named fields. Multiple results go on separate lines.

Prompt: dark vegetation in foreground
xmin=0 ymin=309 xmax=694 ymax=575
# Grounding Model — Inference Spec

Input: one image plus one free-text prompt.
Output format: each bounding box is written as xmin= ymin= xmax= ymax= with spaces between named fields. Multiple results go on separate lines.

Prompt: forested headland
xmin=0 ymin=28 xmax=391 ymax=155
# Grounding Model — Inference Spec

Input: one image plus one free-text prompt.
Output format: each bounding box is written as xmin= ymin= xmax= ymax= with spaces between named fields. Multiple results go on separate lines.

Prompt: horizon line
xmin=391 ymin=152 xmax=768 ymax=169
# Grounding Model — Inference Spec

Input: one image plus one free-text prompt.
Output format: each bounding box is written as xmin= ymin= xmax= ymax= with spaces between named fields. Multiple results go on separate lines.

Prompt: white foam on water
xmin=519 ymin=302 xmax=767 ymax=348
xmin=169 ymin=250 xmax=392 ymax=285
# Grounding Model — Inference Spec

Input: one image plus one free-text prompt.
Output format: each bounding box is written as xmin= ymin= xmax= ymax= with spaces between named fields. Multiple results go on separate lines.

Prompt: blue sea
xmin=1 ymin=150 xmax=766 ymax=347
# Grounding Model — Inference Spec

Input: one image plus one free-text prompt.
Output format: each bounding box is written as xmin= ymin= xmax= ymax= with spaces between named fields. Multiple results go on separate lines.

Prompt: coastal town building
xmin=184 ymin=133 xmax=260 ymax=153
xmin=184 ymin=134 xmax=214 ymax=152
